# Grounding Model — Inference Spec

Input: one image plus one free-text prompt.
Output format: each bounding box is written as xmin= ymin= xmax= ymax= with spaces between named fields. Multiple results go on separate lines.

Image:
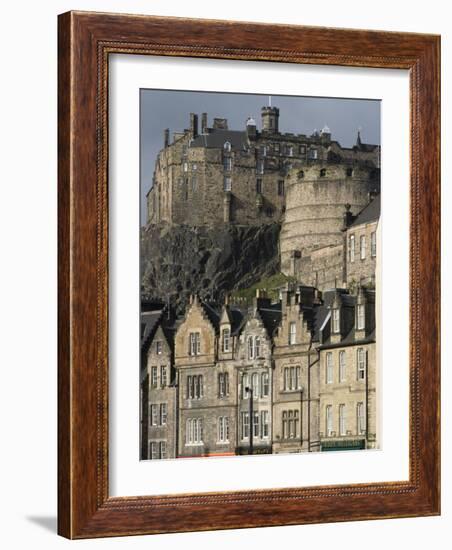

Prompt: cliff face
xmin=141 ymin=223 xmax=280 ymax=314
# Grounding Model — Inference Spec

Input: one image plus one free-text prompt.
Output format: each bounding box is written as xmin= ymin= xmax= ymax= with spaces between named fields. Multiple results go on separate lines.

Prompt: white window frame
xmin=156 ymin=341 xmax=162 ymax=355
xmin=189 ymin=332 xmax=201 ymax=356
xmin=357 ymin=402 xmax=366 ymax=435
xmin=254 ymin=336 xmax=261 ymax=358
xmin=339 ymin=404 xmax=346 ymax=436
xmin=357 ymin=348 xmax=366 ymax=380
xmin=332 ymin=308 xmax=340 ymax=333
xmin=160 ymin=365 xmax=167 ymax=388
xmin=289 ymin=322 xmax=296 ymax=345
xmin=326 ymin=405 xmax=333 ymax=436
xmin=241 ymin=412 xmax=250 ymax=439
xmin=150 ymin=404 xmax=158 ymax=426
xmin=326 ymin=352 xmax=333 ymax=384
xmin=150 ymin=441 xmax=159 ymax=459
xmin=371 ymin=231 xmax=377 ymax=257
xmin=222 ymin=328 xmax=230 ymax=352
xmin=261 ymin=372 xmax=269 ymax=397
xmin=339 ymin=351 xmax=346 ymax=382
xmin=223 ymin=176 xmax=232 ymax=192
xmin=253 ymin=411 xmax=259 ymax=437
xmin=260 ymin=410 xmax=269 ymax=438
xmin=160 ymin=403 xmax=167 ymax=425
xmin=349 ymin=234 xmax=355 ymax=263
xmin=357 ymin=304 xmax=365 ymax=330
xmin=247 ymin=336 xmax=254 ymax=360
xmin=151 ymin=366 xmax=158 ymax=388
xmin=360 ymin=235 xmax=366 ymax=260
xmin=252 ymin=372 xmax=259 ymax=398
xmin=217 ymin=416 xmax=230 ymax=443
xmin=160 ymin=441 xmax=167 ymax=459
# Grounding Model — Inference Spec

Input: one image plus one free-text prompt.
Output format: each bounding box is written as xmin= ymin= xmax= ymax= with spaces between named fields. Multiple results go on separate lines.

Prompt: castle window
xmin=156 ymin=341 xmax=162 ymax=355
xmin=309 ymin=148 xmax=318 ymax=160
xmin=357 ymin=304 xmax=365 ymax=330
xmin=151 ymin=366 xmax=158 ymax=388
xmin=218 ymin=372 xmax=229 ymax=397
xmin=278 ymin=180 xmax=285 ymax=196
xmin=360 ymin=235 xmax=366 ymax=259
xmin=256 ymin=179 xmax=262 ymax=194
xmin=160 ymin=441 xmax=167 ymax=459
xmin=289 ymin=322 xmax=296 ymax=345
xmin=260 ymin=145 xmax=267 ymax=157
xmin=339 ymin=404 xmax=346 ymax=436
xmin=371 ymin=231 xmax=377 ymax=257
xmin=284 ymin=366 xmax=301 ymax=391
xmin=320 ymin=168 xmax=327 ymax=177
xmin=189 ymin=332 xmax=201 ymax=355
xmin=223 ymin=141 xmax=231 ymax=152
xmin=160 ymin=366 xmax=167 ymax=388
xmin=192 ymin=163 xmax=197 ymax=171
xmin=223 ymin=176 xmax=232 ymax=192
xmin=299 ymin=145 xmax=306 ymax=155
xmin=346 ymin=167 xmax=353 ymax=177
xmin=339 ymin=351 xmax=346 ymax=382
xmin=326 ymin=352 xmax=333 ymax=384
xmin=326 ymin=405 xmax=333 ymax=436
xmin=260 ymin=411 xmax=269 ymax=438
xmin=357 ymin=402 xmax=366 ymax=435
xmin=160 ymin=403 xmax=167 ymax=425
xmin=357 ymin=348 xmax=366 ymax=380
xmin=183 ymin=161 xmax=188 ymax=172
xmin=288 ymin=146 xmax=294 ymax=157
xmin=349 ymin=234 xmax=355 ymax=263
xmin=297 ymin=170 xmax=305 ymax=180
xmin=222 ymin=328 xmax=230 ymax=352
xmin=257 ymin=159 xmax=264 ymax=174
xmin=223 ymin=156 xmax=232 ymax=171
xmin=241 ymin=412 xmax=250 ymax=439
xmin=191 ymin=176 xmax=197 ymax=191
xmin=217 ymin=416 xmax=230 ymax=443
xmin=332 ymin=308 xmax=340 ymax=333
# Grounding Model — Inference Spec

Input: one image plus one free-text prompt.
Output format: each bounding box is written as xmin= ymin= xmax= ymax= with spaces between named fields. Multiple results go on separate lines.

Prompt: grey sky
xmin=140 ymin=90 xmax=380 ymax=222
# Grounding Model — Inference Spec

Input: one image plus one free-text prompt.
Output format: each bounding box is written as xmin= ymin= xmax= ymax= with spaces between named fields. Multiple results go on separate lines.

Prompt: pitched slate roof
xmin=141 ymin=310 xmax=164 ymax=353
xmin=190 ymin=129 xmax=248 ymax=150
xmin=258 ymin=304 xmax=282 ymax=337
xmin=349 ymin=194 xmax=380 ymax=228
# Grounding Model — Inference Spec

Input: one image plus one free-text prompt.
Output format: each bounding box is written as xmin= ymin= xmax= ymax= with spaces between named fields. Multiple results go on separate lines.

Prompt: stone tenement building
xmin=146 ymin=105 xmax=380 ymax=229
xmin=140 ymin=285 xmax=377 ymax=459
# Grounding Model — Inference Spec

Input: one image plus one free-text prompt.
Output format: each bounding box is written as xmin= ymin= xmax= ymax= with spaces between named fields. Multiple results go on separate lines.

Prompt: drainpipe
xmin=307 ymin=335 xmax=320 ymax=452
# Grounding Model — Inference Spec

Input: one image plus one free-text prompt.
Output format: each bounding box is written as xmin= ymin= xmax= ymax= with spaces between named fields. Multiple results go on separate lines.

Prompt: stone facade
xmin=141 ymin=312 xmax=177 ymax=460
xmin=317 ymin=287 xmax=377 ymax=451
xmin=146 ymin=107 xmax=380 ymax=229
xmin=141 ymin=285 xmax=377 ymax=459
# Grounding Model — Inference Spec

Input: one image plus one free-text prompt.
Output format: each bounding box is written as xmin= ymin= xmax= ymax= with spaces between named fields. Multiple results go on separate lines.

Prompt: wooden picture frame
xmin=58 ymin=11 xmax=440 ymax=539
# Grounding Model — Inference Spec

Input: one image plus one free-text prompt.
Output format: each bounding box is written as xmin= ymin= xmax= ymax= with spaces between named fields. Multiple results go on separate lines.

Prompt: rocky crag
xmin=141 ymin=223 xmax=280 ymax=314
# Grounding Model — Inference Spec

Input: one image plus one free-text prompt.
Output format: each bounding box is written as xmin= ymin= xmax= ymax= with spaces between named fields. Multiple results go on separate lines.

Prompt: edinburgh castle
xmin=141 ymin=103 xmax=380 ymax=459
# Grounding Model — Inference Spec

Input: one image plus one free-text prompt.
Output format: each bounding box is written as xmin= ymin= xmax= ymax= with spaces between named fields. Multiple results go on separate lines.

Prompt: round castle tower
xmin=280 ymin=163 xmax=380 ymax=277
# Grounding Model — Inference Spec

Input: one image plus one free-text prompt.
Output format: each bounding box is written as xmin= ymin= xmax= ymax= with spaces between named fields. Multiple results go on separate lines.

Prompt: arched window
xmin=320 ymin=168 xmax=327 ymax=177
xmin=261 ymin=372 xmax=269 ymax=397
xmin=223 ymin=141 xmax=231 ymax=152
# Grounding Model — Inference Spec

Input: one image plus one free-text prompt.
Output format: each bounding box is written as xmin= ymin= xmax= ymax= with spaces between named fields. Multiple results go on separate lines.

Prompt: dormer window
xmin=189 ymin=332 xmax=201 ymax=356
xmin=332 ymin=308 xmax=340 ymax=333
xmin=357 ymin=304 xmax=365 ymax=330
xmin=222 ymin=328 xmax=230 ymax=352
xmin=156 ymin=341 xmax=162 ymax=355
xmin=223 ymin=141 xmax=231 ymax=152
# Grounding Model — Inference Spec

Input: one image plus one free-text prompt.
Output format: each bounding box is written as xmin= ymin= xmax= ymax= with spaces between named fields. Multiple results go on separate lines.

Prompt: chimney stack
xmin=201 ymin=113 xmax=208 ymax=133
xmin=190 ymin=113 xmax=198 ymax=138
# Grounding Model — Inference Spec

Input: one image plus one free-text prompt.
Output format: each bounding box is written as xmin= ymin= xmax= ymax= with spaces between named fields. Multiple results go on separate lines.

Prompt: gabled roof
xmin=190 ymin=129 xmax=248 ymax=150
xmin=257 ymin=304 xmax=282 ymax=337
xmin=141 ymin=310 xmax=164 ymax=353
xmin=349 ymin=195 xmax=380 ymax=228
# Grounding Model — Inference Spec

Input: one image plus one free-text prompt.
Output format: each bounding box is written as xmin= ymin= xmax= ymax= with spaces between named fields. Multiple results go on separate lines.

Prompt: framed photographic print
xmin=58 ymin=11 xmax=440 ymax=538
